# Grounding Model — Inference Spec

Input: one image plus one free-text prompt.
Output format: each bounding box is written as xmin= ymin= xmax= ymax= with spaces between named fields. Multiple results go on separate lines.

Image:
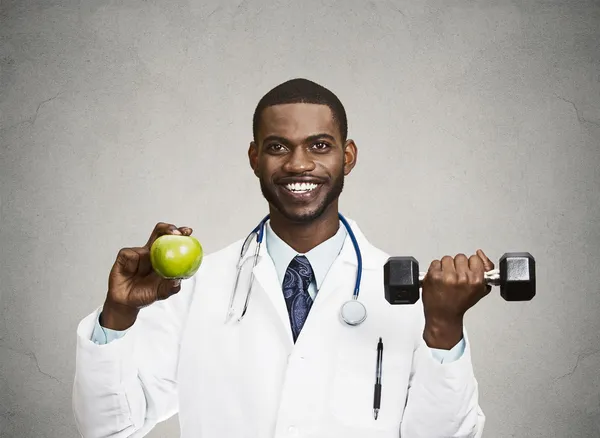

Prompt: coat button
xmin=288 ymin=425 xmax=299 ymax=436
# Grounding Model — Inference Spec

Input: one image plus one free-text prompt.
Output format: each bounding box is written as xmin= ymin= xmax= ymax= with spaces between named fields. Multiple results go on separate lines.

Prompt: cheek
xmin=257 ymin=160 xmax=276 ymax=180
xmin=326 ymin=159 xmax=345 ymax=177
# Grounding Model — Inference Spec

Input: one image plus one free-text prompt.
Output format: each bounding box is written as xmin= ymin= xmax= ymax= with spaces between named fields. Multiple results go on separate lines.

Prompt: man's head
xmin=252 ymin=78 xmax=348 ymax=143
xmin=249 ymin=78 xmax=357 ymax=224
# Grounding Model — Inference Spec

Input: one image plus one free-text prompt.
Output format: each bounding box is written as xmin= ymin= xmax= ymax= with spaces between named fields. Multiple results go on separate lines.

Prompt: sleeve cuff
xmin=91 ymin=311 xmax=130 ymax=345
xmin=429 ymin=337 xmax=466 ymax=364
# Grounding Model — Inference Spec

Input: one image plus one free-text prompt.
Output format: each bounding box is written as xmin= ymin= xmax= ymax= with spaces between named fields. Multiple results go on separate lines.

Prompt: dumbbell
xmin=384 ymin=252 xmax=536 ymax=304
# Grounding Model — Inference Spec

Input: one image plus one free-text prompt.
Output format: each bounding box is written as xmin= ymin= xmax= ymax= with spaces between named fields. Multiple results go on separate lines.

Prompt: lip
xmin=277 ymin=177 xmax=324 ymax=185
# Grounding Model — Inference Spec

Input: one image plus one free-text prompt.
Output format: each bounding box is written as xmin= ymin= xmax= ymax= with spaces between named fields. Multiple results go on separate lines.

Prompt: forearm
xmin=401 ymin=330 xmax=483 ymax=438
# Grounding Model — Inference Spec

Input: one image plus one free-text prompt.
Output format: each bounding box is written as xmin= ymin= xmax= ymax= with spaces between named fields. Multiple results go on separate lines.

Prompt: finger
xmin=428 ymin=259 xmax=442 ymax=273
xmin=424 ymin=258 xmax=441 ymax=282
xmin=155 ymin=276 xmax=182 ymax=300
xmin=468 ymin=254 xmax=484 ymax=273
xmin=441 ymin=255 xmax=456 ymax=273
xmin=454 ymin=253 xmax=469 ymax=282
xmin=440 ymin=255 xmax=458 ymax=284
xmin=145 ymin=222 xmax=182 ymax=248
xmin=476 ymin=249 xmax=495 ymax=272
xmin=469 ymin=254 xmax=490 ymax=293
xmin=130 ymin=247 xmax=152 ymax=276
xmin=179 ymin=227 xmax=193 ymax=236
xmin=115 ymin=248 xmax=141 ymax=275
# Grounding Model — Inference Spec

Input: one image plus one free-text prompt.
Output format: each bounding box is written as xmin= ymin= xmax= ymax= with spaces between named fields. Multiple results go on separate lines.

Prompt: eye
xmin=312 ymin=142 xmax=330 ymax=151
xmin=267 ymin=143 xmax=287 ymax=153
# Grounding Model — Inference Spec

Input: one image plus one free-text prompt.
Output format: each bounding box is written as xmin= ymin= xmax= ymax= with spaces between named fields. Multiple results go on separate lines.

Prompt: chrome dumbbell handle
xmin=418 ymin=269 xmax=501 ymax=286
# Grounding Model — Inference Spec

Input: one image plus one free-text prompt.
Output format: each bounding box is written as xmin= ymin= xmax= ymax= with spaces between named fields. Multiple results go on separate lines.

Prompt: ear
xmin=343 ymin=139 xmax=357 ymax=175
xmin=248 ymin=141 xmax=260 ymax=177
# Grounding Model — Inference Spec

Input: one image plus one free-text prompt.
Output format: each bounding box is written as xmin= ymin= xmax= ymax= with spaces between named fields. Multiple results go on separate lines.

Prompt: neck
xmin=269 ymin=202 xmax=340 ymax=254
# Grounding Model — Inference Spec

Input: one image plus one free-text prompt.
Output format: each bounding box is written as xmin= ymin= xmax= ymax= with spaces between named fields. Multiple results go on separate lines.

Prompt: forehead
xmin=257 ymin=103 xmax=340 ymax=142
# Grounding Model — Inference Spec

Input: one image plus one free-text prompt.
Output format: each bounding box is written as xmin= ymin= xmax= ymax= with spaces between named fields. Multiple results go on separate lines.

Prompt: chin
xmin=279 ymin=208 xmax=325 ymax=223
xmin=260 ymin=178 xmax=341 ymax=223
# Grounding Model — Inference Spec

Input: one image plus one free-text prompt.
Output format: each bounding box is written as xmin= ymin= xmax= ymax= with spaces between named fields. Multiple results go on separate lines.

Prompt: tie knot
xmin=286 ymin=255 xmax=314 ymax=290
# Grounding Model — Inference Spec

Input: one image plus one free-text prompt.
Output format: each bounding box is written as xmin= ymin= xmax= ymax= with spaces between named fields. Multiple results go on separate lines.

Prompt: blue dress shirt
xmin=91 ymin=220 xmax=465 ymax=364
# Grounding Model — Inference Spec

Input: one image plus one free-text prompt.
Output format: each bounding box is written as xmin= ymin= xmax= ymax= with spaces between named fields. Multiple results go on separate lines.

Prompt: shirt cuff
xmin=91 ymin=311 xmax=129 ymax=345
xmin=429 ymin=337 xmax=466 ymax=364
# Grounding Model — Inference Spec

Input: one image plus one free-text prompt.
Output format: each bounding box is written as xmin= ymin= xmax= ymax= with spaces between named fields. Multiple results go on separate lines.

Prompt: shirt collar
xmin=265 ymin=219 xmax=348 ymax=289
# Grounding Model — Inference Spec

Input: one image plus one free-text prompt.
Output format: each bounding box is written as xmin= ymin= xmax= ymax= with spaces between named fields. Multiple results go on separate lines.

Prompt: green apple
xmin=150 ymin=234 xmax=203 ymax=279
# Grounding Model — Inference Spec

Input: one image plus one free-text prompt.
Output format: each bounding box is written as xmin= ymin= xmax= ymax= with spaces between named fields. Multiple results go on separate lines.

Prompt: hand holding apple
xmin=101 ymin=222 xmax=200 ymax=330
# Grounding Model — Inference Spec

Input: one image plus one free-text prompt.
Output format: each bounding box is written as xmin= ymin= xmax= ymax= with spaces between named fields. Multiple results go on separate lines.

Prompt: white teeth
xmin=285 ymin=182 xmax=318 ymax=192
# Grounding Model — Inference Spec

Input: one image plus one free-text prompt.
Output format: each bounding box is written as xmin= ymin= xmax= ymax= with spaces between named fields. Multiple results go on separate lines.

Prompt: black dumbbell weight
xmin=384 ymin=252 xmax=536 ymax=304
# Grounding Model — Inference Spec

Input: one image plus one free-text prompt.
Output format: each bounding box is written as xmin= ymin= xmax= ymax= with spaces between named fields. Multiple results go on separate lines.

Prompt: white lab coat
xmin=72 ymin=219 xmax=485 ymax=438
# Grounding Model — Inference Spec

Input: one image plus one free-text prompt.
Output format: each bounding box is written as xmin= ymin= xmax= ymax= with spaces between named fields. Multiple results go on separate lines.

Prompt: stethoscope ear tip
xmin=224 ymin=309 xmax=236 ymax=324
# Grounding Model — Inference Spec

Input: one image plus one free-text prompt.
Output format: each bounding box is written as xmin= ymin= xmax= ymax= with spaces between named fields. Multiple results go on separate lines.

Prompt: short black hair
xmin=252 ymin=78 xmax=348 ymax=142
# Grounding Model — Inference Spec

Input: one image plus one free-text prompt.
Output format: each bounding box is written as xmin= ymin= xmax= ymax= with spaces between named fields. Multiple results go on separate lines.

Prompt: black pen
xmin=373 ymin=337 xmax=383 ymax=420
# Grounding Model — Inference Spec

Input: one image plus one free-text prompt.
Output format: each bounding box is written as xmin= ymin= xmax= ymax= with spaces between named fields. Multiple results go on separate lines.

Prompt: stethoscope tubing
xmin=229 ymin=213 xmax=364 ymax=324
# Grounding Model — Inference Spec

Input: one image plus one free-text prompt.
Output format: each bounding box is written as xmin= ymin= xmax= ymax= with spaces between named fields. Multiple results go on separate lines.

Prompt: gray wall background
xmin=1 ymin=0 xmax=599 ymax=437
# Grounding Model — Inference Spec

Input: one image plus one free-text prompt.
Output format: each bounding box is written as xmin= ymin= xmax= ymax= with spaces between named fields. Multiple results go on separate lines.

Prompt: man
xmin=73 ymin=78 xmax=493 ymax=437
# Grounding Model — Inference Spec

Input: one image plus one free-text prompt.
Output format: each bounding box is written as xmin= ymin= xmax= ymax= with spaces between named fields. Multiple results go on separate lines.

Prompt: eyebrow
xmin=262 ymin=133 xmax=337 ymax=145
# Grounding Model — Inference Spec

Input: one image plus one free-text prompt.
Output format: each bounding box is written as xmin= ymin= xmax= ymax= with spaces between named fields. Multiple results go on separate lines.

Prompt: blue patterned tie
xmin=283 ymin=255 xmax=314 ymax=342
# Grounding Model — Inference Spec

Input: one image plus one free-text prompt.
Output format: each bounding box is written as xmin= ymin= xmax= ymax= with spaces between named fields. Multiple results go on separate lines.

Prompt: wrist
xmin=101 ymin=300 xmax=139 ymax=331
xmin=423 ymin=317 xmax=463 ymax=350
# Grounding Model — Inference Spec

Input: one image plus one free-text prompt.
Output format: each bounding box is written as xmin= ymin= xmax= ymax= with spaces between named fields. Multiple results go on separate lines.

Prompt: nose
xmin=282 ymin=146 xmax=316 ymax=174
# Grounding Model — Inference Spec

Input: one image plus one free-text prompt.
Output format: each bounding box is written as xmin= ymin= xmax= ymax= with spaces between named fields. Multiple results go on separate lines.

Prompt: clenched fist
xmin=422 ymin=249 xmax=494 ymax=349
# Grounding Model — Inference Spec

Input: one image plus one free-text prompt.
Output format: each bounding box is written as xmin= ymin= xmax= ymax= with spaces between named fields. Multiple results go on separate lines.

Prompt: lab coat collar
xmin=333 ymin=216 xmax=382 ymax=270
xmin=249 ymin=215 xmax=381 ymax=270
xmin=264 ymin=219 xmax=347 ymax=290
xmin=237 ymin=215 xmax=380 ymax=269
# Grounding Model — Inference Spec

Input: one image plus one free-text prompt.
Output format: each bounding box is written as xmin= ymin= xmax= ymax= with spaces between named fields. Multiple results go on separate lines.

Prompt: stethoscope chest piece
xmin=340 ymin=299 xmax=367 ymax=326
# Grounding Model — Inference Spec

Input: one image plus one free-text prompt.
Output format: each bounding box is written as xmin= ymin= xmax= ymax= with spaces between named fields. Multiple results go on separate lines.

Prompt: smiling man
xmin=73 ymin=78 xmax=492 ymax=437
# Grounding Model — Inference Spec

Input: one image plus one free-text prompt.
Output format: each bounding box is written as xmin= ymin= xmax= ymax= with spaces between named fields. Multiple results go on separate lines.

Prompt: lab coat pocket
xmin=329 ymin=344 xmax=409 ymax=432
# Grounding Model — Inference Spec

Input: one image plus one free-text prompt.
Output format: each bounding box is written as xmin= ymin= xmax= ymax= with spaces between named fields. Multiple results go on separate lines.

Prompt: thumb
xmin=476 ymin=249 xmax=494 ymax=295
xmin=476 ymin=249 xmax=495 ymax=271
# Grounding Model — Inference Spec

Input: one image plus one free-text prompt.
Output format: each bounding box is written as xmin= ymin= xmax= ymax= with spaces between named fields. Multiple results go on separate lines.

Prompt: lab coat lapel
xmin=251 ymin=246 xmax=294 ymax=343
xmin=305 ymin=219 xmax=380 ymax=315
xmin=310 ymin=236 xmax=358 ymax=309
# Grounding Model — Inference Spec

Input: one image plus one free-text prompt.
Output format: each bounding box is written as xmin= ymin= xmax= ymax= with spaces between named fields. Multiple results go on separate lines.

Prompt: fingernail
xmin=173 ymin=279 xmax=181 ymax=287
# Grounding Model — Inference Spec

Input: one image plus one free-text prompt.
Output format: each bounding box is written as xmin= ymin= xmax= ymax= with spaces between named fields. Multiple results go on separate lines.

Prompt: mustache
xmin=276 ymin=176 xmax=327 ymax=184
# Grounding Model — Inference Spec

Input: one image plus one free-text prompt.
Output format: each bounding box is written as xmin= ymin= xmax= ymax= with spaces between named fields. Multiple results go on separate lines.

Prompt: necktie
xmin=283 ymin=255 xmax=314 ymax=342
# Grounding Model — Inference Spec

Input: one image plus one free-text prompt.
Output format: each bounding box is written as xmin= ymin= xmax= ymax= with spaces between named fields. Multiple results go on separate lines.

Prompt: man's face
xmin=249 ymin=103 xmax=356 ymax=223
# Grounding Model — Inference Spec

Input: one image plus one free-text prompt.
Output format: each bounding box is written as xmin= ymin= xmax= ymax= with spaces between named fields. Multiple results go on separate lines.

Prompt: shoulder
xmin=193 ymin=237 xmax=245 ymax=278
xmin=346 ymin=218 xmax=390 ymax=270
xmin=363 ymin=240 xmax=390 ymax=265
xmin=204 ymin=238 xmax=244 ymax=263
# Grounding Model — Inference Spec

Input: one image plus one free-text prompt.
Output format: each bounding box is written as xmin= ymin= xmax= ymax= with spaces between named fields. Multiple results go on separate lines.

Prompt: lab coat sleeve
xmin=90 ymin=312 xmax=129 ymax=344
xmin=72 ymin=275 xmax=196 ymax=438
xmin=400 ymin=303 xmax=484 ymax=438
xmin=429 ymin=338 xmax=466 ymax=363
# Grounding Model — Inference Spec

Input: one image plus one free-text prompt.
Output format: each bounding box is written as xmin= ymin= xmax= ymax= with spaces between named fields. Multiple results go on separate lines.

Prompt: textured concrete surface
xmin=1 ymin=0 xmax=599 ymax=436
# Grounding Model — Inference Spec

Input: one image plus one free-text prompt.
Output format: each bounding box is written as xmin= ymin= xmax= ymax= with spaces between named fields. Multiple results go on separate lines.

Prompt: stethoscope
xmin=225 ymin=213 xmax=366 ymax=326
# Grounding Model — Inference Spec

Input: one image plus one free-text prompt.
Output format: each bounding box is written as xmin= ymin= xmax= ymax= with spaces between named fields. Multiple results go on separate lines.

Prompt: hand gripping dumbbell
xmin=384 ymin=252 xmax=536 ymax=304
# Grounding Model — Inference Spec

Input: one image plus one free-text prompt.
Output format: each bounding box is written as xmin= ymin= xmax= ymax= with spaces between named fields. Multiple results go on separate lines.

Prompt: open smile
xmin=277 ymin=181 xmax=324 ymax=201
xmin=284 ymin=182 xmax=320 ymax=193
